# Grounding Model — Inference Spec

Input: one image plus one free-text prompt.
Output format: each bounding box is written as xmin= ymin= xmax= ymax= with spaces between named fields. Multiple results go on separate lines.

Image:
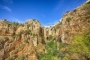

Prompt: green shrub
xmin=41 ymin=37 xmax=45 ymax=44
xmin=66 ymin=17 xmax=71 ymax=22
xmin=33 ymin=19 xmax=37 ymax=21
xmin=39 ymin=40 xmax=58 ymax=60
xmin=46 ymin=40 xmax=57 ymax=52
xmin=4 ymin=37 xmax=9 ymax=40
xmin=0 ymin=39 xmax=3 ymax=44
xmin=84 ymin=30 xmax=90 ymax=46
xmin=85 ymin=1 xmax=90 ymax=13
xmin=0 ymin=37 xmax=9 ymax=43
xmin=70 ymin=33 xmax=90 ymax=59
xmin=58 ymin=52 xmax=65 ymax=58
xmin=47 ymin=35 xmax=53 ymax=40
xmin=5 ymin=57 xmax=11 ymax=60
xmin=59 ymin=42 xmax=67 ymax=49
xmin=16 ymin=55 xmax=25 ymax=60
xmin=33 ymin=34 xmax=37 ymax=36
xmin=24 ymin=40 xmax=29 ymax=43
xmin=12 ymin=34 xmax=17 ymax=39
xmin=10 ymin=54 xmax=17 ymax=59
xmin=39 ymin=53 xmax=54 ymax=60
xmin=24 ymin=39 xmax=29 ymax=43
xmin=25 ymin=29 xmax=31 ymax=35
xmin=12 ymin=22 xmax=24 ymax=26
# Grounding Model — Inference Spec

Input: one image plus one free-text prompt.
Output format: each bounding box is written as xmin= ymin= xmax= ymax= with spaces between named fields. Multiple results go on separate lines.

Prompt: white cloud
xmin=1 ymin=6 xmax=12 ymax=12
xmin=2 ymin=6 xmax=12 ymax=12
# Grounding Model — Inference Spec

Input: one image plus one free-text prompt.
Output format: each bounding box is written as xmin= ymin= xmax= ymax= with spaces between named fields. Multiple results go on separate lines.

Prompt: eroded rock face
xmin=0 ymin=20 xmax=15 ymax=36
xmin=0 ymin=1 xmax=90 ymax=60
xmin=60 ymin=3 xmax=90 ymax=44
xmin=0 ymin=19 xmax=44 ymax=60
xmin=44 ymin=2 xmax=90 ymax=44
xmin=24 ymin=19 xmax=41 ymax=35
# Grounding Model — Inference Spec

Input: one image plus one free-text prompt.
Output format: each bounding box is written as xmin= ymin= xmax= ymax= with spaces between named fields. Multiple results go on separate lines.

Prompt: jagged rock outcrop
xmin=44 ymin=1 xmax=90 ymax=44
xmin=0 ymin=19 xmax=45 ymax=60
xmin=0 ymin=19 xmax=16 ymax=36
xmin=0 ymin=1 xmax=90 ymax=60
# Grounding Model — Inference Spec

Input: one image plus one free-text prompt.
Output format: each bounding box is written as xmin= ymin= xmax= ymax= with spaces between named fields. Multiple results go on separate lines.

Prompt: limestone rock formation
xmin=0 ymin=1 xmax=90 ymax=60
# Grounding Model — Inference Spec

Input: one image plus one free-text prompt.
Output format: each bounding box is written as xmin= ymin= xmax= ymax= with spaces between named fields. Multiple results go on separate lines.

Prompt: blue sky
xmin=0 ymin=0 xmax=86 ymax=26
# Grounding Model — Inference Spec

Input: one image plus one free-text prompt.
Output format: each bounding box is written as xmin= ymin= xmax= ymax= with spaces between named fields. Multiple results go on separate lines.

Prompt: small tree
xmin=66 ymin=17 xmax=71 ymax=22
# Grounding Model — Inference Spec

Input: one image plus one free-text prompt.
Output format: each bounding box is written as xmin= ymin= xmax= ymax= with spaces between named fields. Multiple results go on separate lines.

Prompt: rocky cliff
xmin=0 ymin=1 xmax=90 ymax=60
xmin=0 ymin=19 xmax=45 ymax=60
xmin=45 ymin=1 xmax=90 ymax=44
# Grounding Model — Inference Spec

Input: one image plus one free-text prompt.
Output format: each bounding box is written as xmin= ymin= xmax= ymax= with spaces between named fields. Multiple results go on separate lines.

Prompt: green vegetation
xmin=12 ymin=22 xmax=20 ymax=25
xmin=12 ymin=31 xmax=23 ymax=40
xmin=24 ymin=39 xmax=29 ymax=43
xmin=39 ymin=29 xmax=90 ymax=60
xmin=16 ymin=55 xmax=25 ymax=60
xmin=19 ymin=31 xmax=24 ymax=35
xmin=39 ymin=40 xmax=58 ymax=60
xmin=24 ymin=37 xmax=30 ymax=43
xmin=12 ymin=50 xmax=18 ymax=54
xmin=27 ymin=37 xmax=30 ymax=40
xmin=33 ymin=33 xmax=37 ymax=36
xmin=0 ymin=39 xmax=3 ymax=44
xmin=10 ymin=54 xmax=17 ymax=60
xmin=66 ymin=17 xmax=71 ymax=22
xmin=69 ymin=30 xmax=90 ymax=59
xmin=5 ymin=54 xmax=17 ymax=60
xmin=85 ymin=1 xmax=90 ymax=13
xmin=11 ymin=22 xmax=24 ymax=26
xmin=4 ymin=37 xmax=9 ymax=40
xmin=41 ymin=36 xmax=45 ymax=44
xmin=25 ymin=29 xmax=31 ymax=35
xmin=46 ymin=40 xmax=57 ymax=53
xmin=39 ymin=40 xmax=67 ymax=60
xmin=47 ymin=35 xmax=53 ymax=40
xmin=0 ymin=37 xmax=9 ymax=44
xmin=59 ymin=42 xmax=67 ymax=49
xmin=5 ymin=57 xmax=11 ymax=60
xmin=33 ymin=19 xmax=37 ymax=21
xmin=7 ymin=21 xmax=24 ymax=27
xmin=18 ymin=44 xmax=25 ymax=51
xmin=27 ymin=24 xmax=30 ymax=28
xmin=12 ymin=31 xmax=23 ymax=39
xmin=12 ymin=34 xmax=17 ymax=39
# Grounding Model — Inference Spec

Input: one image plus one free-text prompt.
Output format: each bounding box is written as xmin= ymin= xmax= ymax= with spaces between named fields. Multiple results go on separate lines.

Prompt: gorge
xmin=0 ymin=1 xmax=90 ymax=60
